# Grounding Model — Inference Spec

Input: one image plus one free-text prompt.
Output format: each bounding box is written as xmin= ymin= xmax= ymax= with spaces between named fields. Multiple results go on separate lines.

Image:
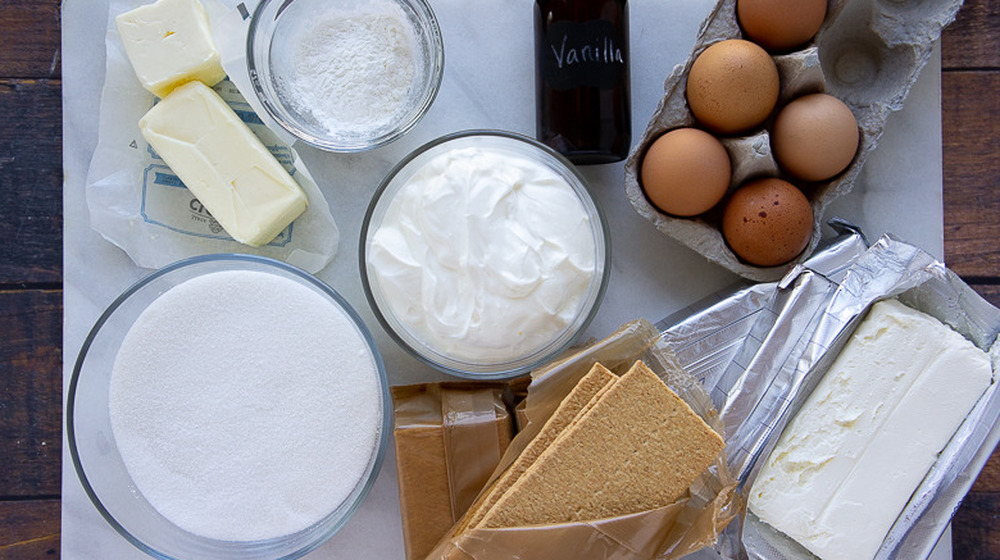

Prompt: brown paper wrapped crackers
xmin=392 ymin=382 xmax=517 ymax=560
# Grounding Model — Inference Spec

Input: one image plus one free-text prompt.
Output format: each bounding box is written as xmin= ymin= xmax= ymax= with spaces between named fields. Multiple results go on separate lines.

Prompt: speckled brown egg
xmin=737 ymin=0 xmax=827 ymax=53
xmin=686 ymin=39 xmax=779 ymax=135
xmin=772 ymin=93 xmax=859 ymax=182
xmin=640 ymin=128 xmax=732 ymax=217
xmin=722 ymin=178 xmax=813 ymax=267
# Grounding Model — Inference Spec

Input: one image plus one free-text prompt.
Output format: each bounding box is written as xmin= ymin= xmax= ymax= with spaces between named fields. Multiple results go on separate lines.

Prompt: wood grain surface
xmin=0 ymin=0 xmax=997 ymax=558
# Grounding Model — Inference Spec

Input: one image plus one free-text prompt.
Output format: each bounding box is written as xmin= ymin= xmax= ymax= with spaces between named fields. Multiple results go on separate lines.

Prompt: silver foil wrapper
xmin=657 ymin=220 xmax=1000 ymax=560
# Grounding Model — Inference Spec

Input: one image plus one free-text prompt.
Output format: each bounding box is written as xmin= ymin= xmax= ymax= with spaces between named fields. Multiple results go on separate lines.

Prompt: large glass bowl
xmin=246 ymin=0 xmax=444 ymax=152
xmin=67 ymin=254 xmax=390 ymax=560
xmin=360 ymin=130 xmax=611 ymax=380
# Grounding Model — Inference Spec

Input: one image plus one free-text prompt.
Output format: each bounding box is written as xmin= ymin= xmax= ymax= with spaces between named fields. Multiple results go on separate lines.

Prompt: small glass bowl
xmin=360 ymin=130 xmax=611 ymax=380
xmin=246 ymin=0 xmax=444 ymax=152
xmin=67 ymin=254 xmax=390 ymax=560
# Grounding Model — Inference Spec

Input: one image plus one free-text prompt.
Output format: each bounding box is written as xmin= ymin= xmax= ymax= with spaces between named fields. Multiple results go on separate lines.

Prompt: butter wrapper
xmin=667 ymin=228 xmax=1000 ymax=559
xmin=85 ymin=0 xmax=339 ymax=273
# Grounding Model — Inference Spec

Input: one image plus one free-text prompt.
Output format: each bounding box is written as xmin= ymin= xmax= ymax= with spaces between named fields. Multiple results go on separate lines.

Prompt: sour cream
xmin=367 ymin=144 xmax=599 ymax=366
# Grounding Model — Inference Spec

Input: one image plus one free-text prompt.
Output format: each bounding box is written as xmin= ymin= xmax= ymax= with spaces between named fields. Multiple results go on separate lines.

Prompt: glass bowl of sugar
xmin=247 ymin=0 xmax=444 ymax=152
xmin=67 ymin=254 xmax=390 ymax=560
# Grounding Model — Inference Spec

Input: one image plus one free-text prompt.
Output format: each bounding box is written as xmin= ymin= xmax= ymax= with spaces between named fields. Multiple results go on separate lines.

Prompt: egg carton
xmin=624 ymin=0 xmax=963 ymax=282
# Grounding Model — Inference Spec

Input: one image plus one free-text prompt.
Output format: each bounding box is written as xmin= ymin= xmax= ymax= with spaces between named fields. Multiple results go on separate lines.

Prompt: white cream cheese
xmin=749 ymin=298 xmax=993 ymax=560
xmin=368 ymin=145 xmax=597 ymax=365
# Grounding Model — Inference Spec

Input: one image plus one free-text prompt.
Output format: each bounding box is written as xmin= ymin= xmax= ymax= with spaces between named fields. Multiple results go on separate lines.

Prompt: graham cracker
xmin=459 ymin=363 xmax=618 ymax=531
xmin=477 ymin=360 xmax=725 ymax=528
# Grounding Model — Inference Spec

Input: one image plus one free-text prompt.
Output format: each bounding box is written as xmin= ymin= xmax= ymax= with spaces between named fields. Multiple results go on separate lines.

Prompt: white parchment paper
xmin=62 ymin=0 xmax=952 ymax=558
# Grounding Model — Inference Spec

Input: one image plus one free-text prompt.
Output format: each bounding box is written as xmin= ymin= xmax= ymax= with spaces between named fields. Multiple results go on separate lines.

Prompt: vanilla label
xmin=538 ymin=19 xmax=626 ymax=90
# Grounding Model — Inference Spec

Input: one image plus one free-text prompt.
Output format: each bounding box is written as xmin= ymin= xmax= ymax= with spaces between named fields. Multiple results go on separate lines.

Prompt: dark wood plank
xmin=0 ymin=499 xmax=60 ymax=558
xmin=964 ymin=283 xmax=1000 ymax=310
xmin=0 ymin=290 xmax=62 ymax=498
xmin=942 ymin=70 xmax=1000 ymax=279
xmin=970 ymin=445 xmax=1000 ymax=494
xmin=942 ymin=0 xmax=1000 ymax=69
xmin=954 ymin=487 xmax=1000 ymax=560
xmin=0 ymin=0 xmax=61 ymax=78
xmin=944 ymin=7 xmax=1000 ymax=553
xmin=0 ymin=79 xmax=62 ymax=284
xmin=953 ymin=281 xmax=1000 ymax=556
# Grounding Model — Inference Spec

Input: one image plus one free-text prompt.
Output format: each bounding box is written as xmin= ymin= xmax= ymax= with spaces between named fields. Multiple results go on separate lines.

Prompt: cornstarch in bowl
xmin=280 ymin=1 xmax=418 ymax=136
xmin=248 ymin=0 xmax=444 ymax=151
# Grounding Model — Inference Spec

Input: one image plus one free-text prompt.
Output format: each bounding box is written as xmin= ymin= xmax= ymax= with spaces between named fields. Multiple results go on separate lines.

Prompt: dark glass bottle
xmin=534 ymin=0 xmax=630 ymax=165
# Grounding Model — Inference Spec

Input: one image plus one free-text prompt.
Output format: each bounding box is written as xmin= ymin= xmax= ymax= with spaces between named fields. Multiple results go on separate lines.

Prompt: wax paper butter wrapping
xmin=85 ymin=0 xmax=339 ymax=273
xmin=392 ymin=383 xmax=517 ymax=560
xmin=426 ymin=320 xmax=740 ymax=560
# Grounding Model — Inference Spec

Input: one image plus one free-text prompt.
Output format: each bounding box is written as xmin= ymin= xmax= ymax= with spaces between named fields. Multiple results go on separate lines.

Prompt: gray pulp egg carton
xmin=624 ymin=0 xmax=963 ymax=282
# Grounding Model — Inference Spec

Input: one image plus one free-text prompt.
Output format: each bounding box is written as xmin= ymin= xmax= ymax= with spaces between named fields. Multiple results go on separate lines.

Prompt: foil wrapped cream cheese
xmin=368 ymin=146 xmax=596 ymax=364
xmin=749 ymin=298 xmax=993 ymax=560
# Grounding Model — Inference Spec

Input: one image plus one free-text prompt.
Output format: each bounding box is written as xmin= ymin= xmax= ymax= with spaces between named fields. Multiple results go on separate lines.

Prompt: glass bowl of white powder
xmin=247 ymin=0 xmax=443 ymax=152
xmin=361 ymin=130 xmax=611 ymax=379
xmin=67 ymin=254 xmax=390 ymax=560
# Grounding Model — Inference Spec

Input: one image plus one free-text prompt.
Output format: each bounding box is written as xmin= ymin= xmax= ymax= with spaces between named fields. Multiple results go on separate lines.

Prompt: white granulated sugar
xmin=109 ymin=270 xmax=383 ymax=542
xmin=284 ymin=1 xmax=419 ymax=135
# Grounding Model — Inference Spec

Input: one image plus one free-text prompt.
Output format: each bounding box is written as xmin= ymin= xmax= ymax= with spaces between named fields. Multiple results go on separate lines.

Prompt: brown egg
xmin=737 ymin=0 xmax=827 ymax=53
xmin=686 ymin=39 xmax=779 ymax=135
xmin=722 ymin=178 xmax=813 ymax=267
xmin=640 ymin=128 xmax=732 ymax=217
xmin=772 ymin=93 xmax=859 ymax=182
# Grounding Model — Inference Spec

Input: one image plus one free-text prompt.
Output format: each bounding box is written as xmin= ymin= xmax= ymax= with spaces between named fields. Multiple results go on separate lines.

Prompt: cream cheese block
xmin=749 ymin=298 xmax=993 ymax=560
xmin=139 ymin=80 xmax=308 ymax=246
xmin=115 ymin=0 xmax=227 ymax=98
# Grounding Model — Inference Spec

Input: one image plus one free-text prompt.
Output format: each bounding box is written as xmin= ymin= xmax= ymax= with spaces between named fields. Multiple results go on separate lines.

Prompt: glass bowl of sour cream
xmin=361 ymin=130 xmax=611 ymax=379
xmin=246 ymin=0 xmax=443 ymax=152
xmin=68 ymin=254 xmax=390 ymax=560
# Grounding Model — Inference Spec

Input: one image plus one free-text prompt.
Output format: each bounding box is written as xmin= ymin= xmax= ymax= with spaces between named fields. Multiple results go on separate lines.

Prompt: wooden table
xmin=1 ymin=0 xmax=997 ymax=557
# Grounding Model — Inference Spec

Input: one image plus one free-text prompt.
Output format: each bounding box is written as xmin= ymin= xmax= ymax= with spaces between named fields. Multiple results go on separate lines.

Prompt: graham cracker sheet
xmin=457 ymin=364 xmax=617 ymax=532
xmin=476 ymin=361 xmax=724 ymax=529
xmin=426 ymin=319 xmax=739 ymax=560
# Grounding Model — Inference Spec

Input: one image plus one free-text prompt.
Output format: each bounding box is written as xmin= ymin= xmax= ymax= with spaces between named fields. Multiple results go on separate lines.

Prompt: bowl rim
xmin=67 ymin=253 xmax=392 ymax=560
xmin=359 ymin=129 xmax=612 ymax=380
xmin=245 ymin=0 xmax=445 ymax=153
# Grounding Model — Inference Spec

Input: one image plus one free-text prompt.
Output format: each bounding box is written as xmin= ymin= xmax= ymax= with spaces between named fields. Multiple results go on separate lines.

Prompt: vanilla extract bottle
xmin=535 ymin=0 xmax=630 ymax=165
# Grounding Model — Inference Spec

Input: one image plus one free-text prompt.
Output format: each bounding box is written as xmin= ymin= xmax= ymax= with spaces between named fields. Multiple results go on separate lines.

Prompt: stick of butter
xmin=139 ymin=80 xmax=308 ymax=247
xmin=115 ymin=0 xmax=227 ymax=98
xmin=749 ymin=298 xmax=993 ymax=560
